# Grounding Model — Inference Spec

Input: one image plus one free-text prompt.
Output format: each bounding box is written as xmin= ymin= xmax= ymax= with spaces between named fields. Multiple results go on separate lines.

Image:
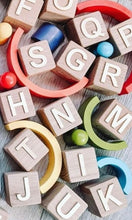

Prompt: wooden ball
xmin=0 ymin=22 xmax=12 ymax=45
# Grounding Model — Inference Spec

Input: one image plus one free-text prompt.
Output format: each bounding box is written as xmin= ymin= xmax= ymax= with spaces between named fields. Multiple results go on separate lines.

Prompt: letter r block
xmin=0 ymin=87 xmax=35 ymax=124
xmin=37 ymin=97 xmax=82 ymax=136
xmin=81 ymin=175 xmax=127 ymax=217
xmin=92 ymin=99 xmax=132 ymax=140
xmin=66 ymin=11 xmax=109 ymax=47
xmin=0 ymin=209 xmax=8 ymax=220
xmin=42 ymin=182 xmax=88 ymax=220
xmin=87 ymin=57 xmax=128 ymax=95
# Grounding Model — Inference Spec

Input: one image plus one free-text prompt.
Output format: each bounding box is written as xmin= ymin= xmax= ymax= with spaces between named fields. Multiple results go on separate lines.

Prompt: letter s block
xmin=42 ymin=182 xmax=88 ymax=220
xmin=0 ymin=209 xmax=8 ymax=220
xmin=87 ymin=57 xmax=128 ymax=95
xmin=66 ymin=11 xmax=109 ymax=47
xmin=37 ymin=97 xmax=82 ymax=137
xmin=81 ymin=175 xmax=127 ymax=217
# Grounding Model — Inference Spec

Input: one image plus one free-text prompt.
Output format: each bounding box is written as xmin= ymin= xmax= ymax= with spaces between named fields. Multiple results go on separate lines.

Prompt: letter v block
xmin=0 ymin=87 xmax=35 ymax=124
xmin=4 ymin=128 xmax=49 ymax=171
xmin=42 ymin=182 xmax=88 ymax=220
xmin=92 ymin=99 xmax=132 ymax=140
xmin=37 ymin=97 xmax=82 ymax=136
xmin=87 ymin=57 xmax=128 ymax=95
xmin=4 ymin=171 xmax=41 ymax=207
xmin=61 ymin=147 xmax=99 ymax=183
xmin=81 ymin=175 xmax=127 ymax=217
xmin=0 ymin=209 xmax=8 ymax=220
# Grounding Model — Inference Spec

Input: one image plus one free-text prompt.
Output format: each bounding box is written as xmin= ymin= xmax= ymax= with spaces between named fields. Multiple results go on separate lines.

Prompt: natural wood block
xmin=109 ymin=18 xmax=132 ymax=56
xmin=37 ymin=97 xmax=82 ymax=137
xmin=0 ymin=209 xmax=8 ymax=220
xmin=53 ymin=41 xmax=95 ymax=82
xmin=40 ymin=0 xmax=78 ymax=23
xmin=0 ymin=87 xmax=35 ymax=124
xmin=87 ymin=57 xmax=128 ymax=95
xmin=4 ymin=0 xmax=44 ymax=32
xmin=81 ymin=175 xmax=127 ymax=217
xmin=92 ymin=99 xmax=132 ymax=140
xmin=4 ymin=171 xmax=41 ymax=207
xmin=66 ymin=11 xmax=109 ymax=47
xmin=61 ymin=147 xmax=99 ymax=183
xmin=4 ymin=128 xmax=49 ymax=171
xmin=18 ymin=40 xmax=56 ymax=76
xmin=42 ymin=182 xmax=88 ymax=220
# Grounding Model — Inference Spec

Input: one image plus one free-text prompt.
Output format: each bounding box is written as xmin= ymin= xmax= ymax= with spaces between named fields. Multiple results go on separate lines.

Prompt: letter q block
xmin=53 ymin=41 xmax=95 ymax=82
xmin=0 ymin=87 xmax=35 ymax=124
xmin=18 ymin=40 xmax=56 ymax=76
xmin=37 ymin=97 xmax=82 ymax=137
xmin=0 ymin=209 xmax=8 ymax=220
xmin=87 ymin=57 xmax=128 ymax=95
xmin=81 ymin=175 xmax=127 ymax=217
xmin=66 ymin=11 xmax=109 ymax=47
xmin=92 ymin=99 xmax=132 ymax=140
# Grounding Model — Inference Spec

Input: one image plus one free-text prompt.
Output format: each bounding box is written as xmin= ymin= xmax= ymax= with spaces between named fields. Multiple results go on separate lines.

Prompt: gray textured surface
xmin=0 ymin=0 xmax=132 ymax=219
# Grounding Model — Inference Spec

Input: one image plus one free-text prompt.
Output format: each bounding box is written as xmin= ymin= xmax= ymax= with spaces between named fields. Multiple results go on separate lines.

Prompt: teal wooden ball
xmin=96 ymin=41 xmax=114 ymax=58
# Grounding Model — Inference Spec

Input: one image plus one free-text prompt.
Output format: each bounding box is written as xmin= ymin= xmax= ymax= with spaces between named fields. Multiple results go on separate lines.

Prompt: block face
xmin=81 ymin=175 xmax=127 ymax=217
xmin=87 ymin=57 xmax=128 ymax=95
xmin=109 ymin=18 xmax=132 ymax=56
xmin=40 ymin=0 xmax=78 ymax=22
xmin=37 ymin=97 xmax=82 ymax=136
xmin=4 ymin=128 xmax=49 ymax=171
xmin=42 ymin=182 xmax=88 ymax=220
xmin=4 ymin=0 xmax=44 ymax=32
xmin=53 ymin=41 xmax=95 ymax=82
xmin=4 ymin=171 xmax=41 ymax=207
xmin=66 ymin=11 xmax=109 ymax=47
xmin=0 ymin=209 xmax=8 ymax=220
xmin=92 ymin=99 xmax=132 ymax=140
xmin=18 ymin=40 xmax=56 ymax=76
xmin=0 ymin=87 xmax=35 ymax=124
xmin=61 ymin=147 xmax=99 ymax=183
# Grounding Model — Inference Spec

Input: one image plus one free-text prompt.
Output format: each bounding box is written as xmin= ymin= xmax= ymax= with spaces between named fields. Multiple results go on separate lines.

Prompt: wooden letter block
xmin=4 ymin=0 xmax=44 ymax=32
xmin=40 ymin=0 xmax=78 ymax=23
xmin=92 ymin=99 xmax=132 ymax=140
xmin=53 ymin=41 xmax=95 ymax=82
xmin=0 ymin=87 xmax=35 ymax=124
xmin=4 ymin=128 xmax=49 ymax=171
xmin=66 ymin=11 xmax=109 ymax=47
xmin=109 ymin=18 xmax=132 ymax=56
xmin=4 ymin=171 xmax=41 ymax=207
xmin=0 ymin=209 xmax=8 ymax=220
xmin=42 ymin=182 xmax=88 ymax=220
xmin=37 ymin=97 xmax=82 ymax=137
xmin=61 ymin=147 xmax=99 ymax=183
xmin=81 ymin=175 xmax=127 ymax=217
xmin=87 ymin=57 xmax=128 ymax=95
xmin=18 ymin=40 xmax=56 ymax=76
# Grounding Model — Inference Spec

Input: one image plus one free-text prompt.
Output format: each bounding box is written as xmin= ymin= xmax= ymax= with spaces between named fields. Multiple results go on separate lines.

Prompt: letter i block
xmin=109 ymin=18 xmax=132 ymax=56
xmin=0 ymin=87 xmax=35 ymax=124
xmin=18 ymin=40 xmax=56 ymax=76
xmin=92 ymin=99 xmax=132 ymax=140
xmin=37 ymin=97 xmax=82 ymax=137
xmin=61 ymin=147 xmax=99 ymax=183
xmin=66 ymin=11 xmax=109 ymax=47
xmin=4 ymin=0 xmax=44 ymax=32
xmin=53 ymin=41 xmax=95 ymax=82
xmin=81 ymin=175 xmax=127 ymax=217
xmin=4 ymin=171 xmax=41 ymax=207
xmin=0 ymin=209 xmax=8 ymax=220
xmin=4 ymin=128 xmax=49 ymax=171
xmin=42 ymin=182 xmax=88 ymax=220
xmin=87 ymin=57 xmax=128 ymax=95
xmin=40 ymin=0 xmax=78 ymax=22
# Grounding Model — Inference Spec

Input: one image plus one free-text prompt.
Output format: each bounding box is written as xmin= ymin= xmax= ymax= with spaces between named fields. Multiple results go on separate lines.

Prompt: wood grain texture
xmin=0 ymin=0 xmax=132 ymax=220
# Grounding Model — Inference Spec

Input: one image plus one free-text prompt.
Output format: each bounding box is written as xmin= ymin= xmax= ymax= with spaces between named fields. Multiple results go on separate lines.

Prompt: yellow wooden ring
xmin=5 ymin=120 xmax=62 ymax=194
xmin=0 ymin=22 xmax=12 ymax=45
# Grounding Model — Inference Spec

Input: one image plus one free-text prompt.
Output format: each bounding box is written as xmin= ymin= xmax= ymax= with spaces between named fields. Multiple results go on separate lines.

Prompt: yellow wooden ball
xmin=0 ymin=22 xmax=12 ymax=45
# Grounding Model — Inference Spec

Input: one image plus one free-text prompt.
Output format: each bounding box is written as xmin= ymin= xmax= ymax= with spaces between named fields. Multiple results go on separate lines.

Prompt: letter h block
xmin=0 ymin=209 xmax=8 ymax=220
xmin=42 ymin=182 xmax=88 ymax=220
xmin=0 ymin=87 xmax=35 ymax=124
xmin=81 ymin=175 xmax=127 ymax=217
xmin=92 ymin=99 xmax=132 ymax=140
xmin=37 ymin=97 xmax=82 ymax=137
xmin=87 ymin=57 xmax=128 ymax=95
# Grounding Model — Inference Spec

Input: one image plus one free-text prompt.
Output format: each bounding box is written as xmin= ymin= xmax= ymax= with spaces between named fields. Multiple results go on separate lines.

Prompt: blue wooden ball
xmin=96 ymin=41 xmax=114 ymax=58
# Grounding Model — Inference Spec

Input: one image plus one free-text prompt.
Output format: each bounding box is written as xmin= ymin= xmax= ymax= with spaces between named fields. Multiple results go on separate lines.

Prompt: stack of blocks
xmin=0 ymin=0 xmax=132 ymax=219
